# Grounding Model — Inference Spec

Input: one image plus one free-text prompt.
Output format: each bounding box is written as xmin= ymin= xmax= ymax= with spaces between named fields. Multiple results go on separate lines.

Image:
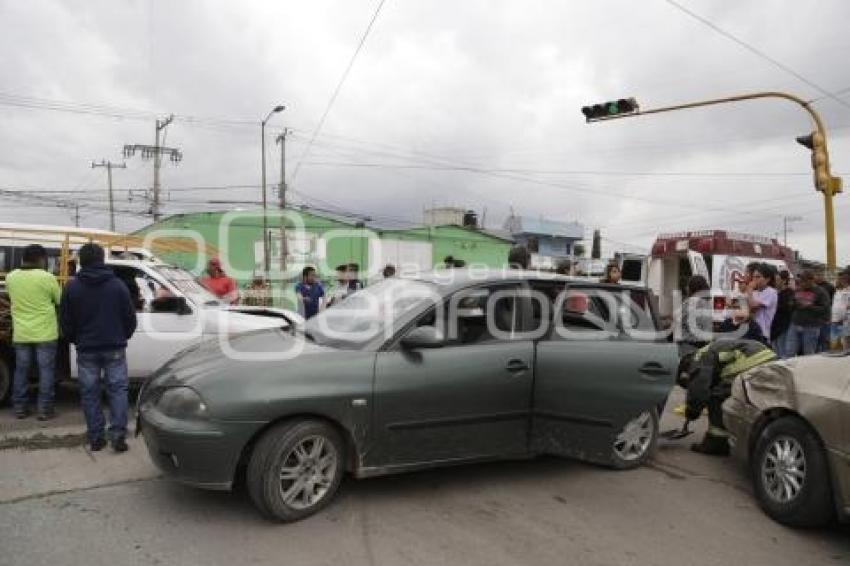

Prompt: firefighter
xmin=682 ymin=338 xmax=777 ymax=456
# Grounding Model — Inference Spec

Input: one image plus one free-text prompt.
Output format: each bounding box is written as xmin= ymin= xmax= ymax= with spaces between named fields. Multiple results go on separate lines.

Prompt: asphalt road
xmin=1 ymin=389 xmax=848 ymax=566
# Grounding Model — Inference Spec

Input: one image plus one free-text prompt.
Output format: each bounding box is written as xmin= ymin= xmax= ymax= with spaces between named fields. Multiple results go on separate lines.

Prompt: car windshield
xmin=153 ymin=266 xmax=222 ymax=306
xmin=304 ymin=278 xmax=439 ymax=348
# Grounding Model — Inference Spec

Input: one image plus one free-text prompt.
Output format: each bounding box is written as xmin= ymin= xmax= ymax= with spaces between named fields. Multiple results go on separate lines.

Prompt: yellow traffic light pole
xmin=587 ymin=91 xmax=842 ymax=274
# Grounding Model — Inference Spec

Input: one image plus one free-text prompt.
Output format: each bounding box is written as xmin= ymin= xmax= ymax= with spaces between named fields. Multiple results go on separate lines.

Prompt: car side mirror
xmin=400 ymin=326 xmax=445 ymax=349
xmin=151 ymin=295 xmax=192 ymax=315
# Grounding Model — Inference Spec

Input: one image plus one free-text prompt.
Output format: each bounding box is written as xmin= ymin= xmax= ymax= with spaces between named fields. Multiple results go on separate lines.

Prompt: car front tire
xmin=752 ymin=416 xmax=834 ymax=528
xmin=247 ymin=419 xmax=345 ymax=522
xmin=610 ymin=408 xmax=658 ymax=470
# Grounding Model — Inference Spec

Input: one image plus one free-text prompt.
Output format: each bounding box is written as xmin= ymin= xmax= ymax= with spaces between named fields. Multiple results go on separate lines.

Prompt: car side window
xmin=412 ymin=284 xmax=522 ymax=345
xmin=529 ymin=282 xmax=659 ymax=341
xmin=111 ymin=266 xmax=169 ymax=312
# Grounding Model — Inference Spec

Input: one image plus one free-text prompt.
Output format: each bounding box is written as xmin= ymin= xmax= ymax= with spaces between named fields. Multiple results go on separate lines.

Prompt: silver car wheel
xmin=761 ymin=435 xmax=807 ymax=504
xmin=614 ymin=411 xmax=653 ymax=462
xmin=278 ymin=435 xmax=339 ymax=510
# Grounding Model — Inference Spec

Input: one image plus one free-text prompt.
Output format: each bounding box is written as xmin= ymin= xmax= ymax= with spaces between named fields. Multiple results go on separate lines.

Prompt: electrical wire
xmin=664 ymin=0 xmax=850 ymax=110
xmin=291 ymin=0 xmax=388 ymax=182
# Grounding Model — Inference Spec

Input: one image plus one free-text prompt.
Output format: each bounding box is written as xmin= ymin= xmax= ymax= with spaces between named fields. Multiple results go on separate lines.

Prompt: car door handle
xmin=639 ymin=362 xmax=671 ymax=377
xmin=505 ymin=359 xmax=530 ymax=373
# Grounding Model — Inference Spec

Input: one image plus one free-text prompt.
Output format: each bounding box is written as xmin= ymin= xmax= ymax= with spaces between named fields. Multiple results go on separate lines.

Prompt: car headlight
xmin=156 ymin=387 xmax=208 ymax=419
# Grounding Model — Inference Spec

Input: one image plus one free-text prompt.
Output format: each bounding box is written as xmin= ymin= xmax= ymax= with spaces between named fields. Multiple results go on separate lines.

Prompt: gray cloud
xmin=1 ymin=0 xmax=849 ymax=262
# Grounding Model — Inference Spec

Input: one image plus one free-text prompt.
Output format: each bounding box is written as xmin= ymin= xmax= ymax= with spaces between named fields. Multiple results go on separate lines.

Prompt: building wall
xmin=514 ymin=234 xmax=576 ymax=258
xmin=380 ymin=225 xmax=513 ymax=268
xmin=135 ymin=212 xmax=514 ymax=309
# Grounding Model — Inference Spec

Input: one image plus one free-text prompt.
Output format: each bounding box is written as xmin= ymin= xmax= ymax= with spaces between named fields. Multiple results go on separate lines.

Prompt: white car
xmin=70 ymin=259 xmax=302 ymax=381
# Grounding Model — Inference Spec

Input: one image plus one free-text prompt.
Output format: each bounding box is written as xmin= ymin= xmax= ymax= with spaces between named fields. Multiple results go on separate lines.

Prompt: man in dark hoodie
xmin=60 ymin=244 xmax=137 ymax=452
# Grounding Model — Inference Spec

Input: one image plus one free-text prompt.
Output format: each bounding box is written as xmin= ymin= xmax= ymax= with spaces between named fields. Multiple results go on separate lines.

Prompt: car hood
xmin=201 ymin=308 xmax=296 ymax=335
xmin=149 ymin=329 xmax=338 ymax=389
xmin=740 ymin=353 xmax=850 ymax=420
xmin=785 ymin=352 xmax=850 ymax=400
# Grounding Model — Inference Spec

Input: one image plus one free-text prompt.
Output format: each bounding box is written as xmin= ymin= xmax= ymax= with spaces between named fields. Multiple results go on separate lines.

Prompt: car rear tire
xmin=246 ymin=419 xmax=345 ymax=522
xmin=752 ymin=416 xmax=834 ymax=528
xmin=610 ymin=408 xmax=658 ymax=470
xmin=0 ymin=355 xmax=11 ymax=407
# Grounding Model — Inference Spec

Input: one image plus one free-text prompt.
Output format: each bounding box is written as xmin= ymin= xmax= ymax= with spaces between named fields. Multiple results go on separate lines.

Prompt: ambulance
xmin=618 ymin=230 xmax=795 ymax=325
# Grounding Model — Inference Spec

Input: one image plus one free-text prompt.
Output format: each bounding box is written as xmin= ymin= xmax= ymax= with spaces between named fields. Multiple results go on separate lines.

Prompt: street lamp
xmin=261 ymin=104 xmax=286 ymax=277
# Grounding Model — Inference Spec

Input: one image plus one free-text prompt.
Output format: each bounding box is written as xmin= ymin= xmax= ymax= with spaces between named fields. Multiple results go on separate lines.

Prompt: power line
xmin=0 ymin=91 xmax=259 ymax=129
xmin=664 ymin=0 xmax=850 ymax=110
xmin=291 ymin=0 xmax=388 ymax=182
xmin=298 ymin=160 xmax=849 ymax=179
xmin=808 ymin=85 xmax=850 ymax=105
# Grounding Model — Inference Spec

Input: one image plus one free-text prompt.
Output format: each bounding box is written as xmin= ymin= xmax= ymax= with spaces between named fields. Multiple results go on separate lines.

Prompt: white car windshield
xmin=153 ymin=266 xmax=222 ymax=306
xmin=304 ymin=278 xmax=438 ymax=348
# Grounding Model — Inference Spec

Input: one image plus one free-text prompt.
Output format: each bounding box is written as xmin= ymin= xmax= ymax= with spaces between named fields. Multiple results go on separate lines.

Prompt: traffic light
xmin=581 ymin=98 xmax=640 ymax=121
xmin=796 ymin=131 xmax=843 ymax=194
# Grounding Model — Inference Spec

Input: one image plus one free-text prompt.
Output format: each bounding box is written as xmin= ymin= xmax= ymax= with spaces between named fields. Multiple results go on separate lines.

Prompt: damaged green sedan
xmin=138 ymin=272 xmax=678 ymax=522
xmin=723 ymin=352 xmax=850 ymax=527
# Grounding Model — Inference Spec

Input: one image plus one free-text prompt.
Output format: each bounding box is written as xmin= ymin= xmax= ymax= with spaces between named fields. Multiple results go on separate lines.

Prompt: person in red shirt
xmin=200 ymin=258 xmax=239 ymax=305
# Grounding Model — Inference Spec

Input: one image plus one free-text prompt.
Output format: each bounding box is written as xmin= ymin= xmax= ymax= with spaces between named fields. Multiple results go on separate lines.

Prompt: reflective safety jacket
xmin=685 ymin=339 xmax=777 ymax=419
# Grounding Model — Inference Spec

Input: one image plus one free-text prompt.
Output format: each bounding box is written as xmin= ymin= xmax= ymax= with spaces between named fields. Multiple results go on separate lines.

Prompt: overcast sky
xmin=2 ymin=0 xmax=850 ymax=263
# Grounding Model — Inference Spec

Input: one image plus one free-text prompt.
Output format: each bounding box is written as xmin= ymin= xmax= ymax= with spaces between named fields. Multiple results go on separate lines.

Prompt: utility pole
xmin=91 ymin=159 xmax=127 ymax=231
xmin=73 ymin=204 xmax=80 ymax=228
xmin=260 ymin=105 xmax=286 ymax=278
xmin=123 ymin=115 xmax=182 ymax=222
xmin=783 ymin=215 xmax=803 ymax=248
xmin=276 ymin=128 xmax=290 ymax=272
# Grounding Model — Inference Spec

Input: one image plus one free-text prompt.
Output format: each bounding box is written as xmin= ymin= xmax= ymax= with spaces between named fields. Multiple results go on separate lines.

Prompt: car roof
xmin=406 ymin=268 xmax=649 ymax=293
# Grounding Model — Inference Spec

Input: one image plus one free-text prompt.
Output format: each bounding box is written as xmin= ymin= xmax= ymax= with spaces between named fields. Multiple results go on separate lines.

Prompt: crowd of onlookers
xmin=677 ymin=262 xmax=849 ymax=357
xmin=6 ymin=243 xmax=136 ymax=454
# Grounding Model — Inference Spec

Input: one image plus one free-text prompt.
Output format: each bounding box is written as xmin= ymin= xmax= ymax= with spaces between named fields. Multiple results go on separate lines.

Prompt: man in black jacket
xmin=786 ymin=271 xmax=830 ymax=357
xmin=60 ymin=244 xmax=137 ymax=452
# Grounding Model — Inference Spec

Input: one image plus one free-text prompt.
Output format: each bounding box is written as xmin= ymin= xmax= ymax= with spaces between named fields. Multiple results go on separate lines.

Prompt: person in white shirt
xmin=745 ymin=263 xmax=778 ymax=342
xmin=830 ymin=270 xmax=850 ymax=350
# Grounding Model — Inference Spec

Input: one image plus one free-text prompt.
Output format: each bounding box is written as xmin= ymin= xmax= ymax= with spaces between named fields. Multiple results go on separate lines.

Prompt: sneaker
xmin=14 ymin=408 xmax=30 ymax=419
xmin=112 ymin=438 xmax=128 ymax=453
xmin=90 ymin=438 xmax=107 ymax=452
xmin=36 ymin=410 xmax=55 ymax=421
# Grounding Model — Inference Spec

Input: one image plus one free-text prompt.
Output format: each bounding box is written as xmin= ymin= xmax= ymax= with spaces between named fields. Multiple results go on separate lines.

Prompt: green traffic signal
xmin=581 ymin=98 xmax=639 ymax=121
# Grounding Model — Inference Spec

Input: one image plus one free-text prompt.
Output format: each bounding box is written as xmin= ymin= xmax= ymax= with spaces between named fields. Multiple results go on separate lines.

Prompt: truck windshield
xmin=153 ymin=266 xmax=222 ymax=306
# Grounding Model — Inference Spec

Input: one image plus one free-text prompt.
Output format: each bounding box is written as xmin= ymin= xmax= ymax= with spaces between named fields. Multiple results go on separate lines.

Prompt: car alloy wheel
xmin=611 ymin=409 xmax=658 ymax=469
xmin=614 ymin=411 xmax=653 ymax=461
xmin=752 ymin=416 xmax=834 ymax=527
xmin=247 ymin=420 xmax=345 ymax=522
xmin=760 ymin=435 xmax=806 ymax=504
xmin=278 ymin=435 xmax=339 ymax=510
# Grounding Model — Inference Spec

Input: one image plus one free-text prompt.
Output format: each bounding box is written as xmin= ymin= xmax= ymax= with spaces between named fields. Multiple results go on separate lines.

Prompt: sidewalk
xmin=0 ymin=389 xmax=159 ymax=503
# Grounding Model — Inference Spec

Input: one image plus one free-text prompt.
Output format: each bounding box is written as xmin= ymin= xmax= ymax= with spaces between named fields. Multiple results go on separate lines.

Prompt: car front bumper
xmin=139 ymin=408 xmax=260 ymax=490
xmin=722 ymin=395 xmax=760 ymax=463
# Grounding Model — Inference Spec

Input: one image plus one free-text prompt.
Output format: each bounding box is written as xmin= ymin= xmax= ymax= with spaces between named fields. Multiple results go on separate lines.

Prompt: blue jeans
xmin=784 ymin=324 xmax=821 ymax=358
xmin=13 ymin=341 xmax=58 ymax=413
xmin=77 ymin=349 xmax=129 ymax=443
xmin=772 ymin=332 xmax=790 ymax=359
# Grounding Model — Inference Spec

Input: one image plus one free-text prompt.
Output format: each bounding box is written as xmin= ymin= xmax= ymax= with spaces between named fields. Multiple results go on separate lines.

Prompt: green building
xmin=134 ymin=209 xmax=514 ymax=309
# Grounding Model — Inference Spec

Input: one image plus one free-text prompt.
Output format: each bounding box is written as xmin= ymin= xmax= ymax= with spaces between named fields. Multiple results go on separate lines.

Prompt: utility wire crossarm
xmin=581 ymin=91 xmax=843 ymax=273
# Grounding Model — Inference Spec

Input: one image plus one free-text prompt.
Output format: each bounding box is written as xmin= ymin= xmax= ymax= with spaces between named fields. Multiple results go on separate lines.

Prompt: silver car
xmin=723 ymin=352 xmax=850 ymax=527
